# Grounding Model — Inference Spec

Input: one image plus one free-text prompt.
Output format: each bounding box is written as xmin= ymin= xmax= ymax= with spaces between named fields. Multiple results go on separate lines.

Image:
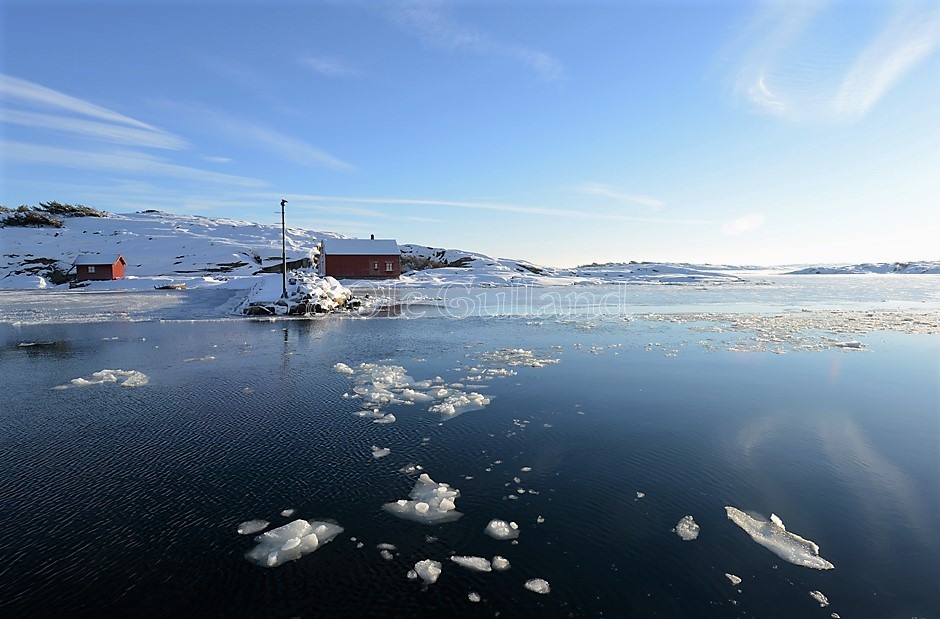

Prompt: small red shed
xmin=73 ymin=254 xmax=127 ymax=281
xmin=318 ymin=238 xmax=400 ymax=279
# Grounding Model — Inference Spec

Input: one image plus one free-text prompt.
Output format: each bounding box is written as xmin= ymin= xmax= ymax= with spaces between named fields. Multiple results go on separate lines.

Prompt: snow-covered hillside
xmin=0 ymin=210 xmax=343 ymax=288
xmin=787 ymin=262 xmax=940 ymax=275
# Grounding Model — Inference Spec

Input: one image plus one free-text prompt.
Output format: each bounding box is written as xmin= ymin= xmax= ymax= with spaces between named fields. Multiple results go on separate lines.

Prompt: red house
xmin=318 ymin=238 xmax=400 ymax=279
xmin=73 ymin=254 xmax=127 ymax=281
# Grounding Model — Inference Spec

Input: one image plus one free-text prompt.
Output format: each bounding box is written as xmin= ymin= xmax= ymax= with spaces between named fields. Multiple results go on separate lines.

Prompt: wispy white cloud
xmin=728 ymin=2 xmax=940 ymax=122
xmin=391 ymin=0 xmax=563 ymax=81
xmin=722 ymin=213 xmax=765 ymax=235
xmin=0 ymin=74 xmax=187 ymax=149
xmin=3 ymin=141 xmax=265 ymax=187
xmin=577 ymin=182 xmax=665 ymax=209
xmin=201 ymin=155 xmax=232 ymax=164
xmin=275 ymin=192 xmax=711 ymax=225
xmin=299 ymin=55 xmax=358 ymax=77
xmin=165 ymin=104 xmax=355 ymax=171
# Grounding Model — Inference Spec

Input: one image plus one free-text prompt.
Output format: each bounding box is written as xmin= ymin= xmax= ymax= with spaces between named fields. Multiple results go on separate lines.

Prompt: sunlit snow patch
xmin=524 ymin=578 xmax=551 ymax=594
xmin=674 ymin=515 xmax=700 ymax=541
xmin=383 ymin=473 xmax=462 ymax=524
xmin=450 ymin=555 xmax=491 ymax=572
xmin=244 ymin=519 xmax=343 ymax=568
xmin=53 ymin=369 xmax=149 ymax=390
xmin=237 ymin=519 xmax=269 ymax=535
xmin=725 ymin=507 xmax=834 ymax=570
xmin=484 ymin=519 xmax=519 ymax=540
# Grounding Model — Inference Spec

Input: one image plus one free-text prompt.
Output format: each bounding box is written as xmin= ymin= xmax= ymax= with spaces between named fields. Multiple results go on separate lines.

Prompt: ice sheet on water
xmin=413 ymin=559 xmax=442 ymax=584
xmin=725 ymin=573 xmax=742 ymax=586
xmin=333 ymin=362 xmax=355 ymax=374
xmin=484 ymin=519 xmax=519 ymax=540
xmin=491 ymin=556 xmax=511 ymax=571
xmin=674 ymin=515 xmax=700 ymax=541
xmin=428 ymin=392 xmax=491 ymax=418
xmin=237 ymin=519 xmax=269 ymax=535
xmin=725 ymin=507 xmax=834 ymax=569
xmin=371 ymin=445 xmax=391 ymax=458
xmin=524 ymin=578 xmax=551 ymax=594
xmin=450 ymin=556 xmax=492 ymax=572
xmin=244 ymin=519 xmax=343 ymax=568
xmin=809 ymin=590 xmax=830 ymax=607
xmin=383 ymin=473 xmax=462 ymax=524
xmin=373 ymin=414 xmax=396 ymax=424
xmin=53 ymin=369 xmax=149 ymax=390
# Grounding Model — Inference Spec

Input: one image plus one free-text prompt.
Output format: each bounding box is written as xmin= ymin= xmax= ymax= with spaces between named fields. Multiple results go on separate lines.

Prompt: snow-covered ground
xmin=786 ymin=261 xmax=940 ymax=274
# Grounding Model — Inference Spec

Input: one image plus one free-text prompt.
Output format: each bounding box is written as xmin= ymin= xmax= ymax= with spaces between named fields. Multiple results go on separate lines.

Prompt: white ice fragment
xmin=414 ymin=559 xmax=442 ymax=584
xmin=373 ymin=413 xmax=396 ymax=424
xmin=380 ymin=549 xmax=394 ymax=561
xmin=524 ymin=578 xmax=551 ymax=594
xmin=333 ymin=362 xmax=355 ymax=374
xmin=809 ymin=590 xmax=830 ymax=607
xmin=55 ymin=369 xmax=149 ymax=390
xmin=371 ymin=445 xmax=391 ymax=459
xmin=383 ymin=473 xmax=463 ymax=524
xmin=468 ymin=592 xmax=481 ymax=603
xmin=484 ymin=519 xmax=520 ymax=540
xmin=833 ymin=341 xmax=864 ymax=349
xmin=725 ymin=507 xmax=834 ymax=570
xmin=450 ymin=556 xmax=492 ymax=572
xmin=635 ymin=491 xmax=646 ymax=499
xmin=377 ymin=543 xmax=397 ymax=550
xmin=674 ymin=515 xmax=700 ymax=541
xmin=520 ymin=467 xmax=532 ymax=472
xmin=536 ymin=515 xmax=545 ymax=524
xmin=280 ymin=509 xmax=295 ymax=518
xmin=491 ymin=556 xmax=511 ymax=571
xmin=725 ymin=573 xmax=742 ymax=586
xmin=406 ymin=570 xmax=417 ymax=580
xmin=244 ymin=519 xmax=343 ymax=568
xmin=237 ymin=519 xmax=269 ymax=535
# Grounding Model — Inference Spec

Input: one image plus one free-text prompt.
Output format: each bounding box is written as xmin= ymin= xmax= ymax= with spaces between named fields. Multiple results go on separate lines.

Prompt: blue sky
xmin=2 ymin=0 xmax=938 ymax=266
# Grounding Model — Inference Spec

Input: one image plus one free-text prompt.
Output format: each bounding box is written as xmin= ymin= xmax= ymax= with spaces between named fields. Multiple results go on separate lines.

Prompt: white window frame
xmin=373 ymin=261 xmax=379 ymax=270
xmin=87 ymin=265 xmax=96 ymax=273
xmin=385 ymin=262 xmax=393 ymax=272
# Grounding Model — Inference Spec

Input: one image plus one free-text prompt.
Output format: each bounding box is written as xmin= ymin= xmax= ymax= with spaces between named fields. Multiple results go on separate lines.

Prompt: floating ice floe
xmin=468 ymin=592 xmax=481 ymax=603
xmin=371 ymin=445 xmax=391 ymax=459
xmin=413 ymin=559 xmax=442 ymax=584
xmin=635 ymin=491 xmax=646 ymax=499
xmin=280 ymin=509 xmax=295 ymax=517
xmin=524 ymin=578 xmax=551 ymax=594
xmin=491 ymin=556 xmax=511 ymax=571
xmin=383 ymin=473 xmax=462 ymax=524
xmin=809 ymin=590 xmax=830 ymax=607
xmin=725 ymin=573 xmax=742 ymax=586
xmin=725 ymin=507 xmax=834 ymax=570
xmin=484 ymin=519 xmax=520 ymax=540
xmin=53 ymin=369 xmax=149 ymax=390
xmin=237 ymin=519 xmax=269 ymax=535
xmin=373 ymin=414 xmax=396 ymax=424
xmin=244 ymin=519 xmax=344 ymax=568
xmin=450 ymin=555 xmax=492 ymax=572
xmin=674 ymin=515 xmax=700 ymax=541
xmin=333 ymin=362 xmax=355 ymax=374
xmin=428 ymin=392 xmax=491 ymax=418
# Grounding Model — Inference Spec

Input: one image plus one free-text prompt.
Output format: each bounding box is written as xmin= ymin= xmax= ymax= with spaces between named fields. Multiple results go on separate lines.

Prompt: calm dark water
xmin=0 ymin=315 xmax=937 ymax=618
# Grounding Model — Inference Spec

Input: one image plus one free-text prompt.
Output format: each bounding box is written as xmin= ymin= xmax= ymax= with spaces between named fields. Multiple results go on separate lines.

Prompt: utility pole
xmin=280 ymin=199 xmax=288 ymax=299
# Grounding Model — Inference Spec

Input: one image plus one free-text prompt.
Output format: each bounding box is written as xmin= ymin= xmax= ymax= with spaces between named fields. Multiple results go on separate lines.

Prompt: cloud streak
xmin=0 ymin=74 xmax=187 ymax=149
xmin=299 ymin=55 xmax=358 ymax=77
xmin=391 ymin=0 xmax=563 ymax=81
xmin=729 ymin=2 xmax=940 ymax=122
xmin=577 ymin=182 xmax=665 ymax=209
xmin=722 ymin=213 xmax=765 ymax=235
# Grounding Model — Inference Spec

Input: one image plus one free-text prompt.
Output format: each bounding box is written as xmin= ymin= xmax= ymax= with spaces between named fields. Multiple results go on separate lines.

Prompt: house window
xmin=87 ymin=265 xmax=96 ymax=273
xmin=385 ymin=262 xmax=393 ymax=272
xmin=373 ymin=262 xmax=379 ymax=270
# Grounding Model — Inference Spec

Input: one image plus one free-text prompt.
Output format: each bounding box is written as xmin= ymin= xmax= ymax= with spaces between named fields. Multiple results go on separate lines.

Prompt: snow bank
xmin=383 ymin=473 xmax=463 ymax=524
xmin=788 ymin=261 xmax=940 ymax=275
xmin=725 ymin=507 xmax=834 ymax=569
xmin=242 ymin=271 xmax=352 ymax=316
xmin=244 ymin=519 xmax=344 ymax=568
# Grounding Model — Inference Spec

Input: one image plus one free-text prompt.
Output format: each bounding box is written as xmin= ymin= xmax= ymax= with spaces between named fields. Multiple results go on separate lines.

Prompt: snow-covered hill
xmin=0 ymin=210 xmax=343 ymax=289
xmin=787 ymin=262 xmax=940 ymax=275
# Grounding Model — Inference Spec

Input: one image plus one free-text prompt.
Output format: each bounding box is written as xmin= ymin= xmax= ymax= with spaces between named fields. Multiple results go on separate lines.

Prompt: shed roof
xmin=321 ymin=238 xmax=399 ymax=256
xmin=73 ymin=254 xmax=126 ymax=266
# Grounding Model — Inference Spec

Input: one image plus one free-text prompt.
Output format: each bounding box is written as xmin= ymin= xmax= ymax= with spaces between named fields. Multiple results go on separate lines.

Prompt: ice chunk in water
xmin=382 ymin=473 xmax=463 ymax=524
xmin=428 ymin=391 xmax=491 ymax=419
xmin=674 ymin=515 xmax=700 ymax=541
xmin=237 ymin=519 xmax=269 ymax=535
xmin=524 ymin=578 xmax=551 ymax=594
xmin=725 ymin=573 xmax=742 ymax=586
xmin=371 ymin=445 xmax=391 ymax=459
xmin=245 ymin=519 xmax=343 ymax=568
xmin=725 ymin=507 xmax=834 ymax=570
xmin=280 ymin=509 xmax=295 ymax=517
xmin=468 ymin=592 xmax=481 ymax=603
xmin=491 ymin=556 xmax=511 ymax=571
xmin=450 ymin=556 xmax=492 ymax=572
xmin=54 ymin=369 xmax=149 ymax=390
xmin=373 ymin=413 xmax=396 ymax=424
xmin=809 ymin=590 xmax=830 ymax=607
xmin=414 ymin=559 xmax=442 ymax=584
xmin=333 ymin=362 xmax=355 ymax=374
xmin=484 ymin=519 xmax=520 ymax=540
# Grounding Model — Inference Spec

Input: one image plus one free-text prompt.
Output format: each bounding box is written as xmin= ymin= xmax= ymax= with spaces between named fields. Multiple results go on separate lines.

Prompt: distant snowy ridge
xmin=787 ymin=261 xmax=940 ymax=275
